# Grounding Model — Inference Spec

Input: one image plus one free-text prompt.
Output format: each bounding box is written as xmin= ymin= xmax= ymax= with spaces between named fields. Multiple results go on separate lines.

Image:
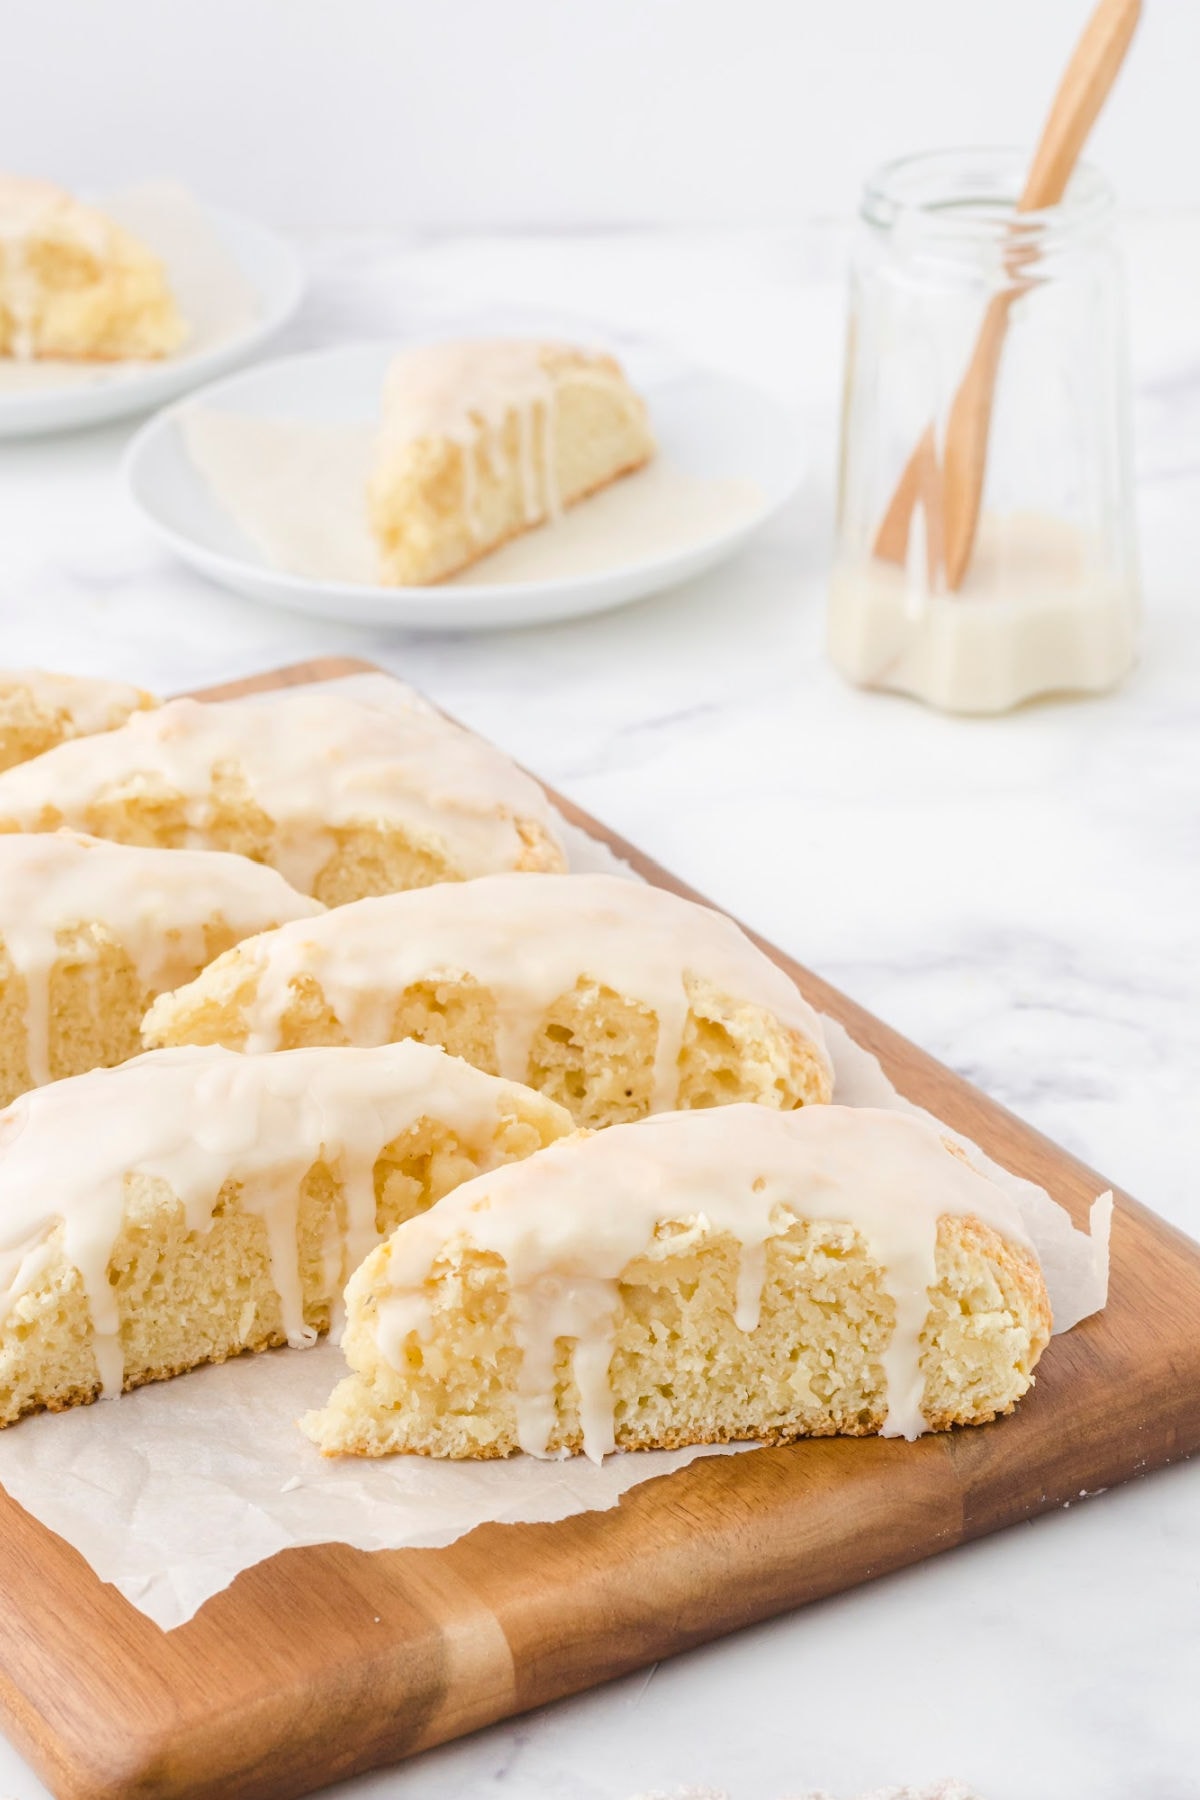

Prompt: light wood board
xmin=0 ymin=656 xmax=1196 ymax=1800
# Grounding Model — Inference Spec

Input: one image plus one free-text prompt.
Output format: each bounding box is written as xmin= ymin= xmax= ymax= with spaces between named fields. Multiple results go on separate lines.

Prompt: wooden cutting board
xmin=1 ymin=656 xmax=1197 ymax=1800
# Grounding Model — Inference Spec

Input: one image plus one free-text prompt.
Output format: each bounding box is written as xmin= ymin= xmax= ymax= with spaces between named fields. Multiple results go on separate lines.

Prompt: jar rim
xmin=862 ymin=147 xmax=1114 ymax=242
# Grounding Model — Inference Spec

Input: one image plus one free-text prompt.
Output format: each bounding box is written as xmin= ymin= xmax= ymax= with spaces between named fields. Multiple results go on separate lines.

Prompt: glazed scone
xmin=0 ymin=176 xmax=186 ymax=361
xmin=0 ymin=1041 xmax=573 ymax=1427
xmin=0 ymin=688 xmax=566 ymax=902
xmin=303 ymin=1106 xmax=1051 ymax=1461
xmin=368 ymin=339 xmax=656 ymax=584
xmin=0 ymin=831 xmax=322 ymax=1107
xmin=145 ymin=872 xmax=833 ymax=1125
xmin=0 ymin=667 xmax=155 ymax=773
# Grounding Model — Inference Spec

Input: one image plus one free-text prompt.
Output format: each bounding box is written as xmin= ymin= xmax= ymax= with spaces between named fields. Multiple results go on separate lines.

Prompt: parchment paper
xmin=0 ymin=182 xmax=260 ymax=393
xmin=0 ymin=674 xmax=1111 ymax=1629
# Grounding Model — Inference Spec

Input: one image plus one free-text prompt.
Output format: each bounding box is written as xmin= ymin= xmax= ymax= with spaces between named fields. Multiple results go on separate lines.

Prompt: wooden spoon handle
xmin=871 ymin=425 xmax=943 ymax=580
xmin=871 ymin=0 xmax=1142 ymax=588
xmin=941 ymin=292 xmax=1017 ymax=591
xmin=1020 ymin=0 xmax=1143 ymax=212
xmin=942 ymin=0 xmax=1140 ymax=589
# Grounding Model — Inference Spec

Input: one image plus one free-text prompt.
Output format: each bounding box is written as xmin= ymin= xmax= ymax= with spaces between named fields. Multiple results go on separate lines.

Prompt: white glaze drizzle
xmin=0 ymin=666 xmax=152 ymax=742
xmin=0 ymin=832 xmax=321 ymax=1085
xmin=366 ymin=1105 xmax=1038 ymax=1460
xmin=0 ymin=690 xmax=565 ymax=894
xmin=148 ymin=872 xmax=832 ymax=1110
xmin=376 ymin=340 xmax=628 ymax=538
xmin=0 ymin=1040 xmax=566 ymax=1394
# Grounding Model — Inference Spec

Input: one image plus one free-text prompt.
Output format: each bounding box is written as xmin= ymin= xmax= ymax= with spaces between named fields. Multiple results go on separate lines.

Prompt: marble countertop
xmin=0 ymin=218 xmax=1196 ymax=1800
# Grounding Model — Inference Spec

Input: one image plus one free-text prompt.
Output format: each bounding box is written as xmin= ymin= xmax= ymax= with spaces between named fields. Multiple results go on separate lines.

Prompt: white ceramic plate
xmin=0 ymin=201 xmax=305 ymax=439
xmin=122 ymin=341 xmax=807 ymax=631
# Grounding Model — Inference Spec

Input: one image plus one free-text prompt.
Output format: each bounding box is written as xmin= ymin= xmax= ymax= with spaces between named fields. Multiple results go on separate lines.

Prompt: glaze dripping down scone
xmin=0 ymin=667 xmax=156 ymax=774
xmin=0 ymin=176 xmax=185 ymax=361
xmin=0 ymin=688 xmax=566 ymax=902
xmin=368 ymin=339 xmax=656 ymax=584
xmin=0 ymin=1042 xmax=573 ymax=1427
xmin=144 ymin=872 xmax=833 ymax=1125
xmin=0 ymin=832 xmax=322 ymax=1106
xmin=303 ymin=1106 xmax=1052 ymax=1461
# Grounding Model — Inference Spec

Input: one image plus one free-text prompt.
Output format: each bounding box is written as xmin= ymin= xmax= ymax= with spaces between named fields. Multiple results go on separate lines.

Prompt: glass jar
xmin=829 ymin=148 xmax=1139 ymax=714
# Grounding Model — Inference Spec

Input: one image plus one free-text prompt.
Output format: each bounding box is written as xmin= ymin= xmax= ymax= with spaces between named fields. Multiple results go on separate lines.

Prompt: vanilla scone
xmin=0 ymin=832 xmax=323 ymax=1107
xmin=304 ymin=1106 xmax=1052 ymax=1461
xmin=0 ymin=689 xmax=566 ymax=902
xmin=0 ymin=1042 xmax=573 ymax=1427
xmin=0 ymin=175 xmax=186 ymax=361
xmin=145 ymin=872 xmax=833 ymax=1125
xmin=0 ymin=667 xmax=156 ymax=774
xmin=368 ymin=339 xmax=656 ymax=584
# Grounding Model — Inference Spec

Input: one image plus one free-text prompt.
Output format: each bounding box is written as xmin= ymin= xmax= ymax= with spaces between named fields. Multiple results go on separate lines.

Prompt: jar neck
xmin=861 ymin=148 xmax=1115 ymax=264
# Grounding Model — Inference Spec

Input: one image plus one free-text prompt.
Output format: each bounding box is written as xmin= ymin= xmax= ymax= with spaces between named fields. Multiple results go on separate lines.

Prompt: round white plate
xmin=123 ymin=341 xmax=807 ymax=631
xmin=0 ymin=203 xmax=305 ymax=439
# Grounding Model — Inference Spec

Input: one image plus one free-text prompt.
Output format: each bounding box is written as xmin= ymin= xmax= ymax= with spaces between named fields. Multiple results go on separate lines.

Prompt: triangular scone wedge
xmin=369 ymin=340 xmax=656 ymax=584
xmin=0 ymin=176 xmax=185 ymax=360
xmin=0 ymin=831 xmax=323 ymax=1106
xmin=303 ymin=1105 xmax=1052 ymax=1461
xmin=144 ymin=872 xmax=834 ymax=1125
xmin=0 ymin=667 xmax=155 ymax=773
xmin=0 ymin=689 xmax=566 ymax=902
xmin=0 ymin=1042 xmax=572 ymax=1427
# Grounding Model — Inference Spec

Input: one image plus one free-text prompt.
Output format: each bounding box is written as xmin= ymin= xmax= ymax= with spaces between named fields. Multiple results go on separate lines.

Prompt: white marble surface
xmin=0 ymin=219 xmax=1197 ymax=1800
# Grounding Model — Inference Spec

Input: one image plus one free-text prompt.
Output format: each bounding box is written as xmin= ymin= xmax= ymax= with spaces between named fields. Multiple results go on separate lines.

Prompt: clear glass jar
xmin=829 ymin=148 xmax=1140 ymax=714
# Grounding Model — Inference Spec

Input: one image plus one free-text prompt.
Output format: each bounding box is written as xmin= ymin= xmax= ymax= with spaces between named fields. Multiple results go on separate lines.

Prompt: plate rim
xmin=0 ymin=199 xmax=308 ymax=438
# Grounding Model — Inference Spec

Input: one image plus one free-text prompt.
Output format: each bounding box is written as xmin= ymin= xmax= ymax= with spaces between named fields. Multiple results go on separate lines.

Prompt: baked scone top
xmin=0 ymin=690 xmax=567 ymax=891
xmin=342 ymin=1104 xmax=1046 ymax=1456
xmin=379 ymin=339 xmax=633 ymax=452
xmin=145 ymin=870 xmax=833 ymax=1103
xmin=0 ymin=176 xmax=107 ymax=256
xmin=0 ymin=1040 xmax=573 ymax=1397
xmin=0 ymin=176 xmax=185 ymax=361
xmin=0 ymin=666 xmax=155 ymax=735
xmin=0 ymin=667 xmax=156 ymax=774
xmin=0 ymin=829 xmax=318 ymax=937
xmin=0 ymin=831 xmax=321 ymax=1084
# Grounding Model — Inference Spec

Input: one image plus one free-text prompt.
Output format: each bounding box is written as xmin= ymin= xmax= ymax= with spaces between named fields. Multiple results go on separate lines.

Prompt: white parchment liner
xmin=0 ymin=675 xmax=1111 ymax=1629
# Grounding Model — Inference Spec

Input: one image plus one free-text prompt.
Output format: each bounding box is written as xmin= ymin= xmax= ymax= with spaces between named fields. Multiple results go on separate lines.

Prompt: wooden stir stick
xmin=872 ymin=0 xmax=1142 ymax=590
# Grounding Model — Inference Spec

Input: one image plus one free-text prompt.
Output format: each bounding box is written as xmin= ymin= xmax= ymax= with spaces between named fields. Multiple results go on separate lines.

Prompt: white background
xmin=1 ymin=0 xmax=1197 ymax=230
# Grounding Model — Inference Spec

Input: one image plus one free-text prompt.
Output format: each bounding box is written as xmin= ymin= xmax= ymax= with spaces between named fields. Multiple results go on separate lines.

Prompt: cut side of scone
xmin=0 ymin=1041 xmax=572 ymax=1427
xmin=368 ymin=339 xmax=656 ymax=584
xmin=0 ymin=667 xmax=155 ymax=774
xmin=0 ymin=175 xmax=186 ymax=361
xmin=0 ymin=831 xmax=323 ymax=1106
xmin=144 ymin=871 xmax=833 ymax=1124
xmin=0 ymin=688 xmax=566 ymax=902
xmin=303 ymin=1105 xmax=1052 ymax=1461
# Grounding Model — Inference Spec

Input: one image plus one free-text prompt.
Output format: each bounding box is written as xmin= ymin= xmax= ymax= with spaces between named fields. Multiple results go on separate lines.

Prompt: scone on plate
xmin=0 ymin=688 xmax=566 ymax=902
xmin=144 ymin=872 xmax=833 ymax=1125
xmin=0 ymin=1041 xmax=572 ymax=1426
xmin=0 ymin=667 xmax=155 ymax=773
xmin=0 ymin=175 xmax=186 ymax=361
xmin=302 ymin=1106 xmax=1052 ymax=1461
xmin=368 ymin=339 xmax=656 ymax=584
xmin=0 ymin=831 xmax=322 ymax=1106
